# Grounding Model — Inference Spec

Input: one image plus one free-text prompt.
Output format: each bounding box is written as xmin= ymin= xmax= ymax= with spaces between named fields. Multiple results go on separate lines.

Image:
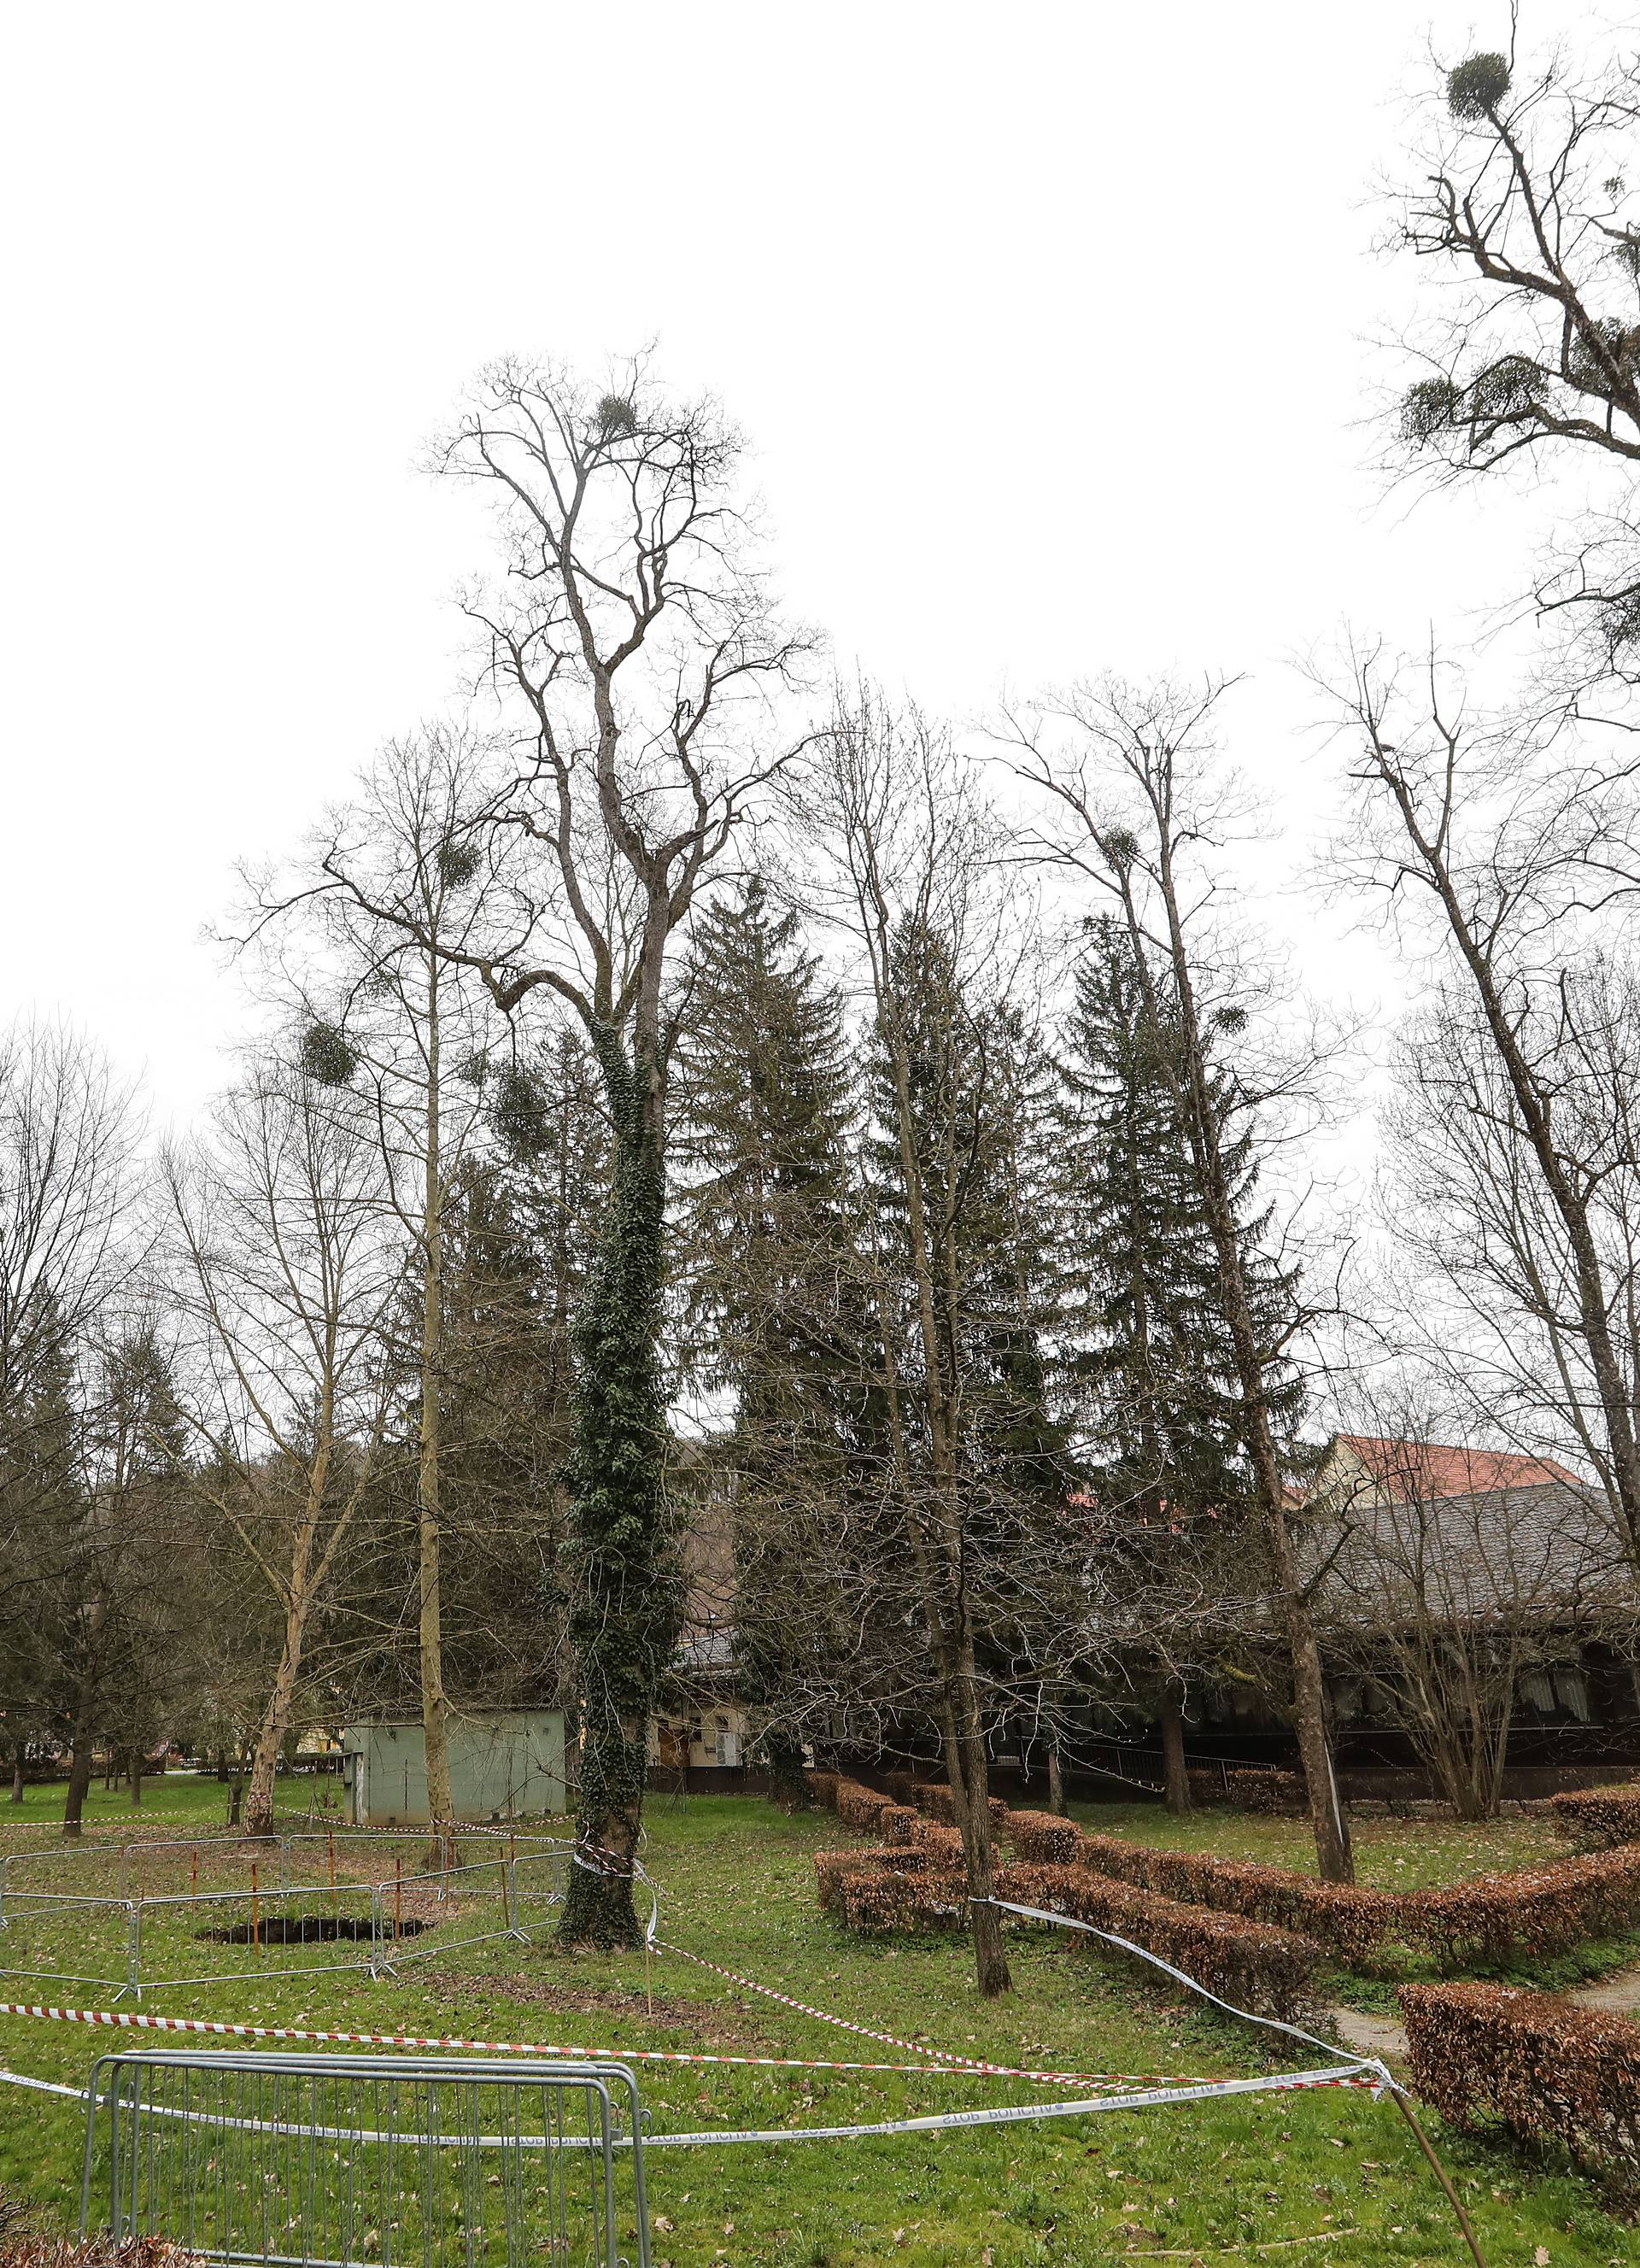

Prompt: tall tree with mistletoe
xmin=296 ymin=360 xmax=811 ymax=1942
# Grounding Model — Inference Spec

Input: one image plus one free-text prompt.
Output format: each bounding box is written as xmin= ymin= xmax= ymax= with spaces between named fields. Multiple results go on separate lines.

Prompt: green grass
xmin=1 ymin=1794 xmax=1635 ymax=2265
xmin=1068 ymin=1797 xmax=1565 ymax=1892
xmin=0 ymin=1773 xmax=264 ymax=1831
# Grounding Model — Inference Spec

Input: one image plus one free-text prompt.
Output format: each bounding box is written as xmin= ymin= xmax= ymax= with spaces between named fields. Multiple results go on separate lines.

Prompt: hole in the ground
xmin=195 ymin=1913 xmax=430 ymax=1945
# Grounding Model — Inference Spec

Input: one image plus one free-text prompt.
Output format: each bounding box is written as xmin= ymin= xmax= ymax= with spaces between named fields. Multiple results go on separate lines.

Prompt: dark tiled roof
xmin=1309 ymin=1480 xmax=1633 ymax=1625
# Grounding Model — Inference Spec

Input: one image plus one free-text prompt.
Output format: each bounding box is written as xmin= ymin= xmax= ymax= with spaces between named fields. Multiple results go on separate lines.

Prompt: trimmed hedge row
xmin=1198 ymin=1767 xmax=1309 ymax=1814
xmin=835 ymin=1779 xmax=897 ymax=1834
xmin=1077 ymin=1831 xmax=1400 ymax=1965
xmin=809 ymin=1771 xmax=1005 ymax=1842
xmin=1008 ymin=1809 xmax=1081 ymax=1866
xmin=905 ymin=1780 xmax=1010 ymax=1832
xmin=1006 ymin=1809 xmax=1640 ymax=1967
xmin=813 ymin=1848 xmax=883 ymax=1913
xmin=1551 ymin=1785 xmax=1640 ymax=1850
xmin=838 ymin=1864 xmax=968 ymax=1935
xmin=1005 ymin=1811 xmax=1397 ymax=1961
xmin=1401 ymin=1845 xmax=1640 ymax=1966
xmin=826 ymin=1850 xmax=1326 ymax=2020
xmin=1402 ymin=1982 xmax=1640 ymax=2204
xmin=993 ymin=1860 xmax=1327 ymax=2022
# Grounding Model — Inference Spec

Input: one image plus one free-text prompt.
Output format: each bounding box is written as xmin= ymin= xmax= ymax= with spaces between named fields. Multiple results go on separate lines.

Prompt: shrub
xmin=838 ymin=1865 xmax=967 ymax=1936
xmin=1550 ymin=1785 xmax=1640 ymax=1850
xmin=907 ymin=1818 xmax=967 ymax=1867
xmin=994 ymin=1861 xmax=1327 ymax=2023
xmin=813 ymin=1849 xmax=882 ymax=1913
xmin=1069 ymin=1831 xmax=1400 ymax=1965
xmin=883 ymin=1770 xmax=918 ymax=1806
xmin=834 ymin=1779 xmax=887 ymax=1832
xmin=904 ymin=1782 xmax=1008 ymax=1831
xmin=1401 ymin=1981 xmax=1640 ymax=2205
xmin=1005 ymin=1809 xmax=1081 ymax=1865
xmin=879 ymin=1803 xmax=919 ymax=1846
xmin=805 ymin=1770 xmax=840 ymax=1811
xmin=1401 ymin=1845 xmax=1640 ymax=1968
xmin=1184 ymin=1767 xmax=1305 ymax=1814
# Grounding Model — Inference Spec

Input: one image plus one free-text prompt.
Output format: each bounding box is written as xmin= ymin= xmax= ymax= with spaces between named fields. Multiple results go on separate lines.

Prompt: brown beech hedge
xmin=835 ymin=1779 xmax=897 ymax=1834
xmin=1401 ymin=1981 xmax=1640 ymax=2204
xmin=1550 ymin=1785 xmax=1640 ymax=1850
xmin=822 ymin=1848 xmax=1327 ymax=2019
xmin=1186 ymin=1767 xmax=1309 ymax=1815
xmin=1008 ymin=1810 xmax=1640 ymax=1968
xmin=1006 ymin=1812 xmax=1399 ymax=1962
xmin=1400 ymin=1846 xmax=1640 ymax=1967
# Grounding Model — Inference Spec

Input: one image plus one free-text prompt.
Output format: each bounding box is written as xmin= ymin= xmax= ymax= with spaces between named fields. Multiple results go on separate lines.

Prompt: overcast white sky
xmin=0 ymin=1 xmax=1615 ymax=1139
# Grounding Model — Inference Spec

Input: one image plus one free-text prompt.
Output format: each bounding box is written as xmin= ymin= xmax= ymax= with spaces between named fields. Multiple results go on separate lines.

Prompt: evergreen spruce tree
xmin=676 ymin=881 xmax=864 ymax=1805
xmin=1058 ymin=917 xmax=1303 ymax=1806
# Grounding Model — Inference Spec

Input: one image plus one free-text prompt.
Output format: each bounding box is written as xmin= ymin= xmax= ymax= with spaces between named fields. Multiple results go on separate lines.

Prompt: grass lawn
xmin=0 ymin=1773 xmax=276 ymax=1832
xmin=0 ymin=1790 xmax=1633 ymax=2265
xmin=1065 ymin=1797 xmax=1567 ymax=1894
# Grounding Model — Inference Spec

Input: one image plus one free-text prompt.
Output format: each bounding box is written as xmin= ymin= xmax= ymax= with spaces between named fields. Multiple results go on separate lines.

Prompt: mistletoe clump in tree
xmin=306 ymin=359 xmax=811 ymax=1943
xmin=1059 ymin=915 xmax=1299 ymax=1810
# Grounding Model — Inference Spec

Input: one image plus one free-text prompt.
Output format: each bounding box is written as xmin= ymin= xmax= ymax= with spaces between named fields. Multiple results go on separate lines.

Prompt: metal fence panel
xmin=81 ymin=2049 xmax=651 ymax=2268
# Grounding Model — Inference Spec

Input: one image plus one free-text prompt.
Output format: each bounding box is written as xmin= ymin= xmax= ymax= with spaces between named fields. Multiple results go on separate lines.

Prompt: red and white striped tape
xmin=658 ymin=1940 xmax=1186 ymax=2090
xmin=0 ymin=1995 xmax=1174 ymax=2092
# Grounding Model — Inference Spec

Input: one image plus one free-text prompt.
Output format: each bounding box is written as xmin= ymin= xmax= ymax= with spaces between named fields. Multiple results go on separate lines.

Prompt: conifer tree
xmin=676 ymin=881 xmax=863 ymax=1804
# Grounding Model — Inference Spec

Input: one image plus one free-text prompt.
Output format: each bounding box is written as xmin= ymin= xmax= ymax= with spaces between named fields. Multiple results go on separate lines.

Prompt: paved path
xmin=1328 ymin=1957 xmax=1640 ymax=2065
xmin=1326 ymin=2006 xmax=1409 ymax=2062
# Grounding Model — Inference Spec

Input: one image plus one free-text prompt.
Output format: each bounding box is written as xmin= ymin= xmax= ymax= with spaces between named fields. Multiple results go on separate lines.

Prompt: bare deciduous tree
xmin=165 ymin=1055 xmax=406 ymax=1838
xmin=1005 ymin=678 xmax=1356 ymax=1882
xmin=248 ymin=724 xmax=510 ymax=1861
xmin=313 ymin=358 xmax=812 ymax=1943
xmin=1326 ymin=646 xmax=1640 ymax=1573
xmin=1385 ymin=18 xmax=1640 ymax=688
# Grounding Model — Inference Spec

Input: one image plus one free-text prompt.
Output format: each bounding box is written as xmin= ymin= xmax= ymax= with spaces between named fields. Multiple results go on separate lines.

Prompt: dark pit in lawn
xmin=195 ymin=1914 xmax=430 ymax=1945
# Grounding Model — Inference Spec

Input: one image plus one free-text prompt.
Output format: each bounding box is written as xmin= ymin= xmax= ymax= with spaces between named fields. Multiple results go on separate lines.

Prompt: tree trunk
xmin=244 ymin=1587 xmax=313 ymax=1838
xmin=873 ymin=930 xmax=1012 ymax=1995
xmin=61 ymin=1623 xmax=103 ymax=1838
xmin=1143 ymin=854 xmax=1355 ymax=1884
xmin=419 ymin=952 xmax=456 ymax=1869
xmin=9 ymin=1749 xmax=23 ymax=1804
xmin=557 ymin=1029 xmax=675 ymax=1950
xmin=1159 ymin=1698 xmax=1192 ymax=1818
xmin=1046 ymin=1740 xmax=1066 ymax=1815
xmin=128 ymin=1754 xmax=143 ymax=1805
xmin=935 ymin=1649 xmax=1010 ymax=1995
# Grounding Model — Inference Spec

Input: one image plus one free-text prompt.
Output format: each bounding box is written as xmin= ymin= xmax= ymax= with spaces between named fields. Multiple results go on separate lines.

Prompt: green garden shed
xmin=339 ymin=1710 xmax=566 ymax=1826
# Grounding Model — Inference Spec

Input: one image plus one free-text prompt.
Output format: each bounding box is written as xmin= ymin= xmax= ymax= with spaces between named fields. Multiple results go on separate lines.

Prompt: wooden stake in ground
xmin=249 ymin=1862 xmax=260 ymax=1949
xmin=1389 ymin=2085 xmax=1490 ymax=2268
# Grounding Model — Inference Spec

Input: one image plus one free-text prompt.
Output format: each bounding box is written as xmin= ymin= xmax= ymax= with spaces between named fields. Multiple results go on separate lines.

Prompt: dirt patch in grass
xmin=417 ymin=1966 xmax=778 ymax=2048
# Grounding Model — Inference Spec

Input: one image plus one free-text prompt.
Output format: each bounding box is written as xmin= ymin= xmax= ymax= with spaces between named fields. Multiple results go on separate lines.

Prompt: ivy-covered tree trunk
xmin=557 ymin=1029 xmax=680 ymax=1949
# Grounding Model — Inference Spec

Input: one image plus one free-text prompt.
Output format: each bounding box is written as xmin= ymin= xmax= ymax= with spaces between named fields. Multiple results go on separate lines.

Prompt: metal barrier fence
xmin=80 ymin=2048 xmax=651 ymax=2268
xmin=0 ymin=1833 xmax=571 ymax=1998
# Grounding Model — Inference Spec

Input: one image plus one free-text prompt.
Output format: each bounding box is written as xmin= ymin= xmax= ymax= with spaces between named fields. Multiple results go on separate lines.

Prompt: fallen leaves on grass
xmin=417 ymin=1967 xmax=776 ymax=2048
